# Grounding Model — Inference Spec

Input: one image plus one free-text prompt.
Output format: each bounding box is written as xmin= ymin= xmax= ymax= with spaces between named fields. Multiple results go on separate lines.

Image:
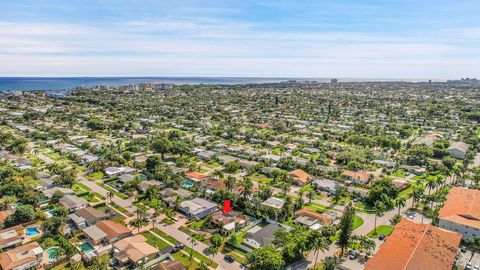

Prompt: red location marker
xmin=223 ymin=200 xmax=232 ymax=214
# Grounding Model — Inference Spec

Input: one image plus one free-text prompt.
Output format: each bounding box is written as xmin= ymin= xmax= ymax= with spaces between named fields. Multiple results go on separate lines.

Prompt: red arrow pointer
xmin=223 ymin=200 xmax=232 ymax=214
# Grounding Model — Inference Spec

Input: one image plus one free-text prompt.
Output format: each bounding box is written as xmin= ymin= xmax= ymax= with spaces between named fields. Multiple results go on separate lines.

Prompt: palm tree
xmin=394 ymin=196 xmax=406 ymax=217
xmin=411 ymin=185 xmax=425 ymax=208
xmin=225 ymin=176 xmax=236 ymax=191
xmin=281 ymin=181 xmax=291 ymax=198
xmin=323 ymin=256 xmax=341 ymax=270
xmin=107 ymin=190 xmax=115 ymax=204
xmin=307 ymin=190 xmax=315 ymax=204
xmin=373 ymin=200 xmax=386 ymax=234
xmin=188 ymin=237 xmax=196 ymax=267
xmin=241 ymin=177 xmax=253 ymax=199
xmin=466 ymin=238 xmax=480 ymax=263
xmin=310 ymin=230 xmax=329 ymax=267
xmin=425 ymin=177 xmax=437 ymax=195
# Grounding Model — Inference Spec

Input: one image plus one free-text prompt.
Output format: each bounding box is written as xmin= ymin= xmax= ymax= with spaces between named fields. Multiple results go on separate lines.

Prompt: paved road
xmin=78 ymin=175 xmax=137 ymax=214
xmin=156 ymin=217 xmax=245 ymax=270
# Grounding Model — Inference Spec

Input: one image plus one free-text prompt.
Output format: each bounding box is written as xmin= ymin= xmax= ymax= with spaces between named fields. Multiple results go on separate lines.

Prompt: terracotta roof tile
xmin=365 ymin=219 xmax=461 ymax=270
xmin=439 ymin=187 xmax=480 ymax=228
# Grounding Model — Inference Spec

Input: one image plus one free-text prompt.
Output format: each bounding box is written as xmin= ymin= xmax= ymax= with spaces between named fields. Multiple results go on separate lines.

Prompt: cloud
xmin=0 ymin=19 xmax=478 ymax=78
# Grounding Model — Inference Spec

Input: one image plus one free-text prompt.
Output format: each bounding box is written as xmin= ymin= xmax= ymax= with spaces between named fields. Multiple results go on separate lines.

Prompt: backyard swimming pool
xmin=181 ymin=181 xmax=194 ymax=188
xmin=79 ymin=242 xmax=95 ymax=254
xmin=46 ymin=247 xmax=60 ymax=261
xmin=25 ymin=227 xmax=40 ymax=237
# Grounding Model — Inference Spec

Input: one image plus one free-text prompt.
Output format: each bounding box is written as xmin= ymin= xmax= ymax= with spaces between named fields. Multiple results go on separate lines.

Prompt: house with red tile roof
xmin=0 ymin=242 xmax=44 ymax=270
xmin=365 ymin=219 xmax=461 ymax=270
xmin=0 ymin=225 xmax=24 ymax=250
xmin=438 ymin=187 xmax=480 ymax=239
xmin=342 ymin=170 xmax=370 ymax=185
xmin=288 ymin=169 xmax=312 ymax=186
xmin=185 ymin=172 xmax=208 ymax=182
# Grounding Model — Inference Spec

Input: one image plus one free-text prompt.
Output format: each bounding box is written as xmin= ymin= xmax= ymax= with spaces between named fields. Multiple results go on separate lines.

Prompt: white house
xmin=438 ymin=187 xmax=480 ymax=240
xmin=447 ymin=141 xmax=469 ymax=159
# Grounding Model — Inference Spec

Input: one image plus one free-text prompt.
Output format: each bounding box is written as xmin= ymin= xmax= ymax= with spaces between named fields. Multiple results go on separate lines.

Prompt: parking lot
xmin=456 ymin=249 xmax=480 ymax=269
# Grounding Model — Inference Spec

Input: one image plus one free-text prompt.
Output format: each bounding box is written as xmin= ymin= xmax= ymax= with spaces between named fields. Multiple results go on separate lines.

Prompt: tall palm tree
xmin=323 ymin=256 xmax=340 ymax=270
xmin=411 ymin=185 xmax=425 ymax=208
xmin=107 ymin=190 xmax=115 ymax=204
xmin=310 ymin=230 xmax=329 ymax=267
xmin=394 ymin=196 xmax=407 ymax=217
xmin=373 ymin=200 xmax=386 ymax=234
xmin=425 ymin=177 xmax=437 ymax=195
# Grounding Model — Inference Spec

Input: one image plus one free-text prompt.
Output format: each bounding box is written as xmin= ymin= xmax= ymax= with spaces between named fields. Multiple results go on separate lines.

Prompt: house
xmin=43 ymin=187 xmax=75 ymax=198
xmin=134 ymin=155 xmax=148 ymax=163
xmin=60 ymin=195 xmax=89 ymax=212
xmin=113 ymin=235 xmax=159 ymax=267
xmin=196 ymin=150 xmax=216 ymax=161
xmin=95 ymin=220 xmax=132 ymax=243
xmin=152 ymin=260 xmax=185 ymax=270
xmin=201 ymin=179 xmax=227 ymax=193
xmin=312 ymin=178 xmax=337 ymax=194
xmin=159 ymin=188 xmax=192 ymax=203
xmin=342 ymin=170 xmax=370 ymax=185
xmin=399 ymin=165 xmax=426 ymax=175
xmin=138 ymin=180 xmax=162 ymax=193
xmin=0 ymin=210 xmax=13 ymax=225
xmin=288 ymin=169 xmax=312 ymax=186
xmin=119 ymin=173 xmax=135 ymax=184
xmin=261 ymin=154 xmax=282 ymax=162
xmin=179 ymin=198 xmax=217 ymax=219
xmin=210 ymin=211 xmax=247 ymax=231
xmin=0 ymin=242 xmax=44 ymax=270
xmin=105 ymin=166 xmax=136 ymax=177
xmin=262 ymin=197 xmax=285 ymax=210
xmin=365 ymin=219 xmax=461 ymax=270
xmin=438 ymin=187 xmax=480 ymax=239
xmin=238 ymin=160 xmax=259 ymax=169
xmin=447 ymin=141 xmax=469 ymax=159
xmin=83 ymin=225 xmax=108 ymax=245
xmin=412 ymin=134 xmax=441 ymax=146
xmin=185 ymin=172 xmax=209 ymax=182
xmin=243 ymin=223 xmax=286 ymax=249
xmin=0 ymin=225 xmax=24 ymax=250
xmin=294 ymin=208 xmax=333 ymax=230
xmin=68 ymin=207 xmax=108 ymax=229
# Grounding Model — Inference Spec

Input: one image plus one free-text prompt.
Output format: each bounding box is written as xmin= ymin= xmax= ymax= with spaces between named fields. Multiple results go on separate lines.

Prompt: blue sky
xmin=1 ymin=0 xmax=479 ymax=79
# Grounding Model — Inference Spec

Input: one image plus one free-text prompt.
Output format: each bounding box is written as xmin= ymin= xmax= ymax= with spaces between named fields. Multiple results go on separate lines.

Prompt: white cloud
xmin=0 ymin=20 xmax=478 ymax=78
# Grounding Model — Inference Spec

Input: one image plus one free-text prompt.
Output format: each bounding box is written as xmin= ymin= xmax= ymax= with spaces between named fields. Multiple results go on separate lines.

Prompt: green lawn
xmin=152 ymin=228 xmax=179 ymax=244
xmin=366 ymin=225 xmax=395 ymax=238
xmin=148 ymin=228 xmax=217 ymax=269
xmin=188 ymin=219 xmax=208 ymax=229
xmin=72 ymin=183 xmax=91 ymax=192
xmin=305 ymin=202 xmax=334 ymax=213
xmin=250 ymin=173 xmax=273 ymax=185
xmin=392 ymin=169 xmax=406 ymax=177
xmin=142 ymin=231 xmax=171 ymax=249
xmin=352 ymin=215 xmax=364 ymax=230
xmin=87 ymin=171 xmax=104 ymax=180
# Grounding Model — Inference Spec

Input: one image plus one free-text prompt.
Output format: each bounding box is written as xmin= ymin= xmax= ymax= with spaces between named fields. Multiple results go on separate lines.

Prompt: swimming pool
xmin=45 ymin=209 xmax=54 ymax=218
xmin=47 ymin=247 xmax=60 ymax=261
xmin=25 ymin=227 xmax=40 ymax=237
xmin=181 ymin=181 xmax=194 ymax=188
xmin=79 ymin=242 xmax=95 ymax=254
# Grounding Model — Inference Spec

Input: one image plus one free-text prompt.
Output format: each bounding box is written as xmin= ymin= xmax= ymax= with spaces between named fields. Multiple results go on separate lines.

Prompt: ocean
xmin=0 ymin=77 xmax=305 ymax=91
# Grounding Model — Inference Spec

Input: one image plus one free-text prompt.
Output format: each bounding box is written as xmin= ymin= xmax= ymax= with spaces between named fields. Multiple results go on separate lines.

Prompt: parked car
xmin=224 ymin=255 xmax=235 ymax=263
xmin=379 ymin=234 xmax=386 ymax=240
xmin=466 ymin=262 xmax=472 ymax=270
xmin=461 ymin=246 xmax=467 ymax=253
xmin=349 ymin=250 xmax=358 ymax=260
xmin=473 ymin=265 xmax=479 ymax=270
xmin=172 ymin=243 xmax=185 ymax=253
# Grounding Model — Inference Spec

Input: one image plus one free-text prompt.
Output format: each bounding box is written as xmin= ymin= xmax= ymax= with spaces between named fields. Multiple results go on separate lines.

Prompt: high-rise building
xmin=330 ymin=78 xmax=338 ymax=84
